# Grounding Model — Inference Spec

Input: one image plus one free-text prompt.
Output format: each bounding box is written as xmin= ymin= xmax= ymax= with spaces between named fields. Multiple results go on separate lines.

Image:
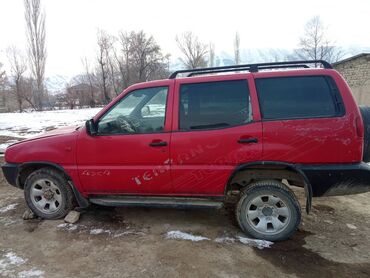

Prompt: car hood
xmin=12 ymin=125 xmax=81 ymax=146
xmin=4 ymin=125 xmax=81 ymax=164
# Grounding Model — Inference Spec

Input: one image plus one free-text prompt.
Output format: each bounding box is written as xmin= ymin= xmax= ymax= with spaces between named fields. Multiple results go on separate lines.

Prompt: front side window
xmin=255 ymin=76 xmax=343 ymax=120
xmin=97 ymin=86 xmax=168 ymax=134
xmin=179 ymin=80 xmax=251 ymax=130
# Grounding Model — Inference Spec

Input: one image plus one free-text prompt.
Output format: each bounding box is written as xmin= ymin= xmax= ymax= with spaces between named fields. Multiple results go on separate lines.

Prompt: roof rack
xmin=169 ymin=60 xmax=332 ymax=79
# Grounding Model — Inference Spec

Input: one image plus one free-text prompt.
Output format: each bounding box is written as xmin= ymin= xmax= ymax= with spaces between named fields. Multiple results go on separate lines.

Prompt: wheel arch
xmin=225 ymin=161 xmax=313 ymax=213
xmin=17 ymin=161 xmax=89 ymax=208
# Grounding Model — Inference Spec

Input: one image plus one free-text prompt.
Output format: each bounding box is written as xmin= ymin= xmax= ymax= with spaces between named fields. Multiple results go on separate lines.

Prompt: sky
xmin=0 ymin=0 xmax=370 ymax=78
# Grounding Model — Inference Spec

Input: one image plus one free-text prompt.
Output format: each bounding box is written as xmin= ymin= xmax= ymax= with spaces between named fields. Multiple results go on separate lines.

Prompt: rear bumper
xmin=301 ymin=162 xmax=370 ymax=197
xmin=1 ymin=163 xmax=20 ymax=188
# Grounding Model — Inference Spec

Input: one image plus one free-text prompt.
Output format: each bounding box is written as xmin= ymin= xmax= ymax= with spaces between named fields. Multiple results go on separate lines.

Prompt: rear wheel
xmin=236 ymin=180 xmax=301 ymax=241
xmin=24 ymin=168 xmax=74 ymax=219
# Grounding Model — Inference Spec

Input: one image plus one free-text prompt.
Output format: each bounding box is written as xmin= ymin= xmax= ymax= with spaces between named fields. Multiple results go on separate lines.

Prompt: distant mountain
xmin=45 ymin=75 xmax=69 ymax=95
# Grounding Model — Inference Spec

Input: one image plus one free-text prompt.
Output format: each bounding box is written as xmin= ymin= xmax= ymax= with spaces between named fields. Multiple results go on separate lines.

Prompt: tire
xmin=236 ymin=180 xmax=301 ymax=241
xmin=359 ymin=106 xmax=370 ymax=162
xmin=24 ymin=168 xmax=74 ymax=219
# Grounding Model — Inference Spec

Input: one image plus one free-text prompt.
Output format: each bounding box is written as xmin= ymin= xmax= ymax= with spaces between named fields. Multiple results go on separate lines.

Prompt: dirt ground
xmin=0 ymin=156 xmax=370 ymax=278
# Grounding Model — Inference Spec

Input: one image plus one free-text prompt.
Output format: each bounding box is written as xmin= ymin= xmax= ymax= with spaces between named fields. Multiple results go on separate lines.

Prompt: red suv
xmin=2 ymin=60 xmax=370 ymax=241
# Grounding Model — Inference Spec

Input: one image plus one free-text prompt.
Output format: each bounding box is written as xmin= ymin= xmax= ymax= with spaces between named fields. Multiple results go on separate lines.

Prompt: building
xmin=333 ymin=53 xmax=370 ymax=105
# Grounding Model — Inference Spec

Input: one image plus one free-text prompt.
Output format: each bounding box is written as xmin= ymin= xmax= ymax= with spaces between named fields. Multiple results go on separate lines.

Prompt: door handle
xmin=238 ymin=138 xmax=258 ymax=144
xmin=149 ymin=140 xmax=168 ymax=147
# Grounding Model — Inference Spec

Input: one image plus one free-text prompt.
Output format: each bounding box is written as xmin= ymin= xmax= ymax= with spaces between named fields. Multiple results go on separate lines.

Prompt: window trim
xmin=177 ymin=79 xmax=253 ymax=132
xmin=95 ymin=85 xmax=169 ymax=136
xmin=255 ymin=75 xmax=346 ymax=122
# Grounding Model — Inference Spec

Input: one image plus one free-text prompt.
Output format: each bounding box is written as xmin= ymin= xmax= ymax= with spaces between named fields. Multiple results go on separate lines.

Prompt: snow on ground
xmin=56 ymin=223 xmax=146 ymax=238
xmin=346 ymin=223 xmax=357 ymax=230
xmin=165 ymin=230 xmax=273 ymax=249
xmin=0 ymin=108 xmax=101 ymax=152
xmin=237 ymin=236 xmax=274 ymax=249
xmin=0 ymin=108 xmax=101 ymax=139
xmin=89 ymin=228 xmax=111 ymax=235
xmin=165 ymin=231 xmax=210 ymax=242
xmin=0 ymin=250 xmax=44 ymax=277
xmin=0 ymin=204 xmax=18 ymax=213
xmin=17 ymin=268 xmax=45 ymax=278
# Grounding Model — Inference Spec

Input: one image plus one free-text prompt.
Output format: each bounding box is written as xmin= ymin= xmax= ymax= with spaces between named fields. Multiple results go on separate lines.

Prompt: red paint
xmin=4 ymin=69 xmax=364 ymax=197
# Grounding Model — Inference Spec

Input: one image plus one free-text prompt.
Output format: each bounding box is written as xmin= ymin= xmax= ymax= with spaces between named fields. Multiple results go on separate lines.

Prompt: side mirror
xmin=85 ymin=119 xmax=97 ymax=136
xmin=141 ymin=105 xmax=151 ymax=117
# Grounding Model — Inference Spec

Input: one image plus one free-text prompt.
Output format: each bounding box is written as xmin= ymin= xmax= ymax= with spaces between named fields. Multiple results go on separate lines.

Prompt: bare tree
xmin=24 ymin=0 xmax=46 ymax=110
xmin=0 ymin=63 xmax=6 ymax=88
xmin=64 ymin=84 xmax=79 ymax=109
xmin=107 ymin=50 xmax=121 ymax=96
xmin=117 ymin=31 xmax=133 ymax=88
xmin=116 ymin=30 xmax=169 ymax=85
xmin=79 ymin=30 xmax=170 ymax=107
xmin=176 ymin=32 xmax=208 ymax=69
xmin=234 ymin=32 xmax=241 ymax=65
xmin=96 ymin=30 xmax=113 ymax=104
xmin=7 ymin=46 xmax=28 ymax=112
xmin=22 ymin=77 xmax=38 ymax=110
xmin=296 ymin=16 xmax=343 ymax=65
xmin=130 ymin=31 xmax=169 ymax=82
xmin=0 ymin=63 xmax=6 ymax=110
xmin=208 ymin=43 xmax=215 ymax=67
xmin=82 ymin=57 xmax=97 ymax=107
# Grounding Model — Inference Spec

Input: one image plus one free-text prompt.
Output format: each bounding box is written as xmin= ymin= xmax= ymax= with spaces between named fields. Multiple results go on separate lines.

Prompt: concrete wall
xmin=334 ymin=54 xmax=370 ymax=105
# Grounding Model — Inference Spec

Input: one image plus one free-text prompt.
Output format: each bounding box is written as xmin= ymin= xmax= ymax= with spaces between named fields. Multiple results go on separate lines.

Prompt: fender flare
xmin=225 ymin=161 xmax=313 ymax=213
xmin=18 ymin=161 xmax=89 ymax=209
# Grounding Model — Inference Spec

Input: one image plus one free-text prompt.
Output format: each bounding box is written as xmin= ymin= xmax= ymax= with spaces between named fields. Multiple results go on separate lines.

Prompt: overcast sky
xmin=0 ymin=0 xmax=370 ymax=78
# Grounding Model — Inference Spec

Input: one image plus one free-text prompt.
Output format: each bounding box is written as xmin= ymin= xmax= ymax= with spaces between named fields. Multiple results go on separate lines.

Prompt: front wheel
xmin=24 ymin=168 xmax=74 ymax=219
xmin=236 ymin=180 xmax=301 ymax=241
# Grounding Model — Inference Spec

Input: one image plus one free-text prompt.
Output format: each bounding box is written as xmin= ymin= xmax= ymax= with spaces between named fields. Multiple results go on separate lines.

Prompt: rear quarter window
xmin=255 ymin=76 xmax=344 ymax=120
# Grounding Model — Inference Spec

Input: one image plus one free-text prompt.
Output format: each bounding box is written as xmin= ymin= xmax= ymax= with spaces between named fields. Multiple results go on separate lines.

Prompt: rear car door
xmin=170 ymin=75 xmax=263 ymax=196
xmin=254 ymin=71 xmax=360 ymax=163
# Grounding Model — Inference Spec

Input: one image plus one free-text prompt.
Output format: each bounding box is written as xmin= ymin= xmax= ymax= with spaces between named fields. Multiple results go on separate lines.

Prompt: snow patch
xmin=113 ymin=230 xmax=146 ymax=238
xmin=0 ymin=203 xmax=18 ymax=213
xmin=3 ymin=252 xmax=26 ymax=265
xmin=90 ymin=228 xmax=111 ymax=235
xmin=0 ymin=251 xmax=26 ymax=277
xmin=237 ymin=236 xmax=274 ymax=249
xmin=346 ymin=223 xmax=357 ymax=230
xmin=18 ymin=268 xmax=45 ymax=278
xmin=0 ymin=250 xmax=44 ymax=277
xmin=165 ymin=231 xmax=210 ymax=242
xmin=57 ymin=223 xmax=78 ymax=231
xmin=214 ymin=235 xmax=273 ymax=249
xmin=57 ymin=223 xmax=146 ymax=238
xmin=166 ymin=232 xmax=273 ymax=249
xmin=0 ymin=108 xmax=101 ymax=138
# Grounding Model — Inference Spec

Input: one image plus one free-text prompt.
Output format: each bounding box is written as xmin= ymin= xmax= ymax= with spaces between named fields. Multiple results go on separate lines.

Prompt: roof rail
xmin=169 ymin=60 xmax=332 ymax=79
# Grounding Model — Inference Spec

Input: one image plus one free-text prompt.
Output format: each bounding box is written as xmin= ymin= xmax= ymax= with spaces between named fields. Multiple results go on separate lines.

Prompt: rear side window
xmin=255 ymin=76 xmax=343 ymax=120
xmin=179 ymin=80 xmax=251 ymax=130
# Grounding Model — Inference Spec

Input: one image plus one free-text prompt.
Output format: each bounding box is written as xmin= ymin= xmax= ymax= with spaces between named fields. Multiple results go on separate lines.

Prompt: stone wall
xmin=334 ymin=54 xmax=370 ymax=105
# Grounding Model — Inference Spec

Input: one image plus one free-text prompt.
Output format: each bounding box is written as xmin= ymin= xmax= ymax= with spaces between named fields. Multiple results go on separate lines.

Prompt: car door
xmin=254 ymin=72 xmax=359 ymax=163
xmin=76 ymin=81 xmax=174 ymax=194
xmin=170 ymin=75 xmax=263 ymax=196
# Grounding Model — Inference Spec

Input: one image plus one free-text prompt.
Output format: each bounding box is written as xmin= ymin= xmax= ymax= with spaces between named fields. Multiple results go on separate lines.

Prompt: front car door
xmin=170 ymin=74 xmax=263 ymax=196
xmin=76 ymin=80 xmax=174 ymax=195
